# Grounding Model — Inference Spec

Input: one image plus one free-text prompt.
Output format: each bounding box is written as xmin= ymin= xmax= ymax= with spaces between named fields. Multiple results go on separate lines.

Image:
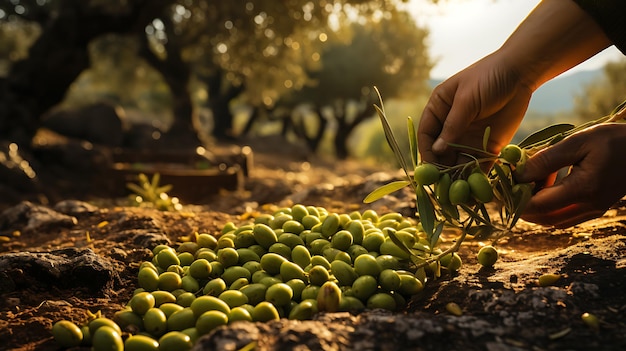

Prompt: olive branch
xmin=364 ymin=87 xmax=626 ymax=271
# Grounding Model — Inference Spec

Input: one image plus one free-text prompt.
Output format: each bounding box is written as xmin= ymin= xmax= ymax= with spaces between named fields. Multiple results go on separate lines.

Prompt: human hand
xmin=516 ymin=123 xmax=626 ymax=228
xmin=417 ymin=53 xmax=532 ymax=166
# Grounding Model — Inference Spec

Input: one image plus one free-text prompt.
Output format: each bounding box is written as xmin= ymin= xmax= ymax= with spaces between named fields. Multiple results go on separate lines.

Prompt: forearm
xmin=498 ymin=0 xmax=612 ymax=91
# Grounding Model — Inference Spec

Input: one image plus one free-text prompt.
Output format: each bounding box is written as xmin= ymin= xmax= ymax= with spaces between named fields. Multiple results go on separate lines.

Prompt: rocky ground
xmin=0 ymin=140 xmax=625 ymax=351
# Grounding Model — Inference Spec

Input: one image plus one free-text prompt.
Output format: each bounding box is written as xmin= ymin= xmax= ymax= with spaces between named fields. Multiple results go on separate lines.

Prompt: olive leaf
xmin=429 ymin=222 xmax=445 ymax=251
xmin=373 ymin=100 xmax=415 ymax=189
xmin=408 ymin=116 xmax=419 ymax=169
xmin=416 ymin=185 xmax=436 ymax=237
xmin=363 ymin=180 xmax=411 ymax=204
xmin=517 ymin=123 xmax=574 ymax=149
xmin=492 ymin=163 xmax=514 ymax=212
xmin=509 ymin=184 xmax=533 ymax=228
xmin=482 ymin=126 xmax=491 ymax=152
xmin=386 ymin=228 xmax=416 ymax=258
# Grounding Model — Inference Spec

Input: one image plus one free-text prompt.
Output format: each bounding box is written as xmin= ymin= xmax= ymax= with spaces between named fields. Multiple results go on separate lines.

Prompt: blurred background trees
xmin=0 ymin=0 xmax=432 ymax=160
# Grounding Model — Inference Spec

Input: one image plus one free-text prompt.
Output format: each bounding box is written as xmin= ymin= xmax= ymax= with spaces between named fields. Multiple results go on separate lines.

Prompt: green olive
xmin=181 ymin=275 xmax=200 ymax=293
xmin=361 ymin=231 xmax=385 ymax=252
xmin=449 ymin=179 xmax=471 ymax=205
xmin=366 ymin=292 xmax=397 ymax=312
xmin=339 ymin=296 xmax=366 ymax=313
xmin=156 ymin=249 xmax=180 ymax=270
xmin=227 ymin=306 xmax=253 ymax=322
xmin=158 ymin=272 xmax=182 ymax=291
xmin=269 ymin=242 xmax=292 ymax=260
xmin=138 ymin=267 xmax=160 ymax=292
xmin=477 ymin=245 xmax=498 ymax=267
xmin=310 ymin=255 xmax=331 ymax=270
xmin=253 ymin=223 xmax=279 ymax=249
xmin=219 ymin=290 xmax=249 ymax=308
xmin=351 ymin=275 xmax=378 ymax=302
xmin=217 ymin=247 xmax=239 ymax=268
xmin=188 ymin=258 xmax=212 ymax=279
xmin=88 ymin=317 xmax=122 ymax=336
xmin=398 ymin=274 xmax=423 ymax=296
xmin=280 ymin=260 xmax=308 ymax=283
xmin=143 ymin=307 xmax=167 ymax=337
xmin=113 ymin=309 xmax=144 ymax=331
xmin=500 ymin=144 xmax=523 ymax=164
xmin=288 ymin=300 xmax=316 ymax=320
xmin=176 ymin=292 xmax=196 ymax=307
xmin=151 ymin=291 xmax=177 ymax=307
xmin=378 ymin=269 xmax=401 ymax=292
xmin=233 ymin=230 xmax=257 ymax=249
xmin=329 ymin=230 xmax=353 ymax=251
xmin=52 ymin=320 xmax=83 ymax=347
xmin=177 ymin=252 xmax=195 ymax=267
xmin=300 ymin=285 xmax=321 ymax=301
xmin=158 ymin=303 xmax=184 ymax=319
xmin=414 ymin=163 xmax=440 ymax=186
xmin=330 ymin=260 xmax=358 ymax=287
xmin=260 ymin=253 xmax=288 ymax=275
xmin=166 ymin=307 xmax=196 ymax=331
xmin=92 ymin=325 xmax=123 ymax=351
xmin=190 ymin=295 xmax=231 ymax=318
xmin=375 ymin=255 xmax=400 ymax=271
xmin=251 ymin=301 xmax=280 ymax=322
xmin=537 ymin=273 xmax=561 ymax=287
xmin=316 ymin=281 xmax=341 ymax=312
xmin=265 ymin=283 xmax=294 ymax=307
xmin=291 ymin=245 xmax=312 ymax=269
xmin=222 ymin=266 xmax=252 ymax=286
xmin=468 ymin=172 xmax=494 ymax=203
xmin=196 ymin=233 xmax=218 ymax=250
xmin=353 ymin=254 xmax=381 ymax=277
xmin=202 ymin=278 xmax=227 ymax=297
xmin=124 ymin=334 xmax=159 ymax=351
xmin=195 ymin=310 xmax=229 ymax=336
xmin=158 ymin=331 xmax=193 ymax=351
xmin=239 ymin=283 xmax=268 ymax=306
xmin=229 ymin=277 xmax=250 ymax=290
xmin=321 ymin=213 xmax=341 ymax=238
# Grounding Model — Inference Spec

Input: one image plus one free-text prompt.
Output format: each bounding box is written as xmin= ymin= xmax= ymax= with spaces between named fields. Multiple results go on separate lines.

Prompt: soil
xmin=0 ymin=138 xmax=625 ymax=351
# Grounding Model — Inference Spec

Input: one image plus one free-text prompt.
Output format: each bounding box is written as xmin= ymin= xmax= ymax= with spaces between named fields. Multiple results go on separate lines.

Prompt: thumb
xmin=516 ymin=136 xmax=583 ymax=183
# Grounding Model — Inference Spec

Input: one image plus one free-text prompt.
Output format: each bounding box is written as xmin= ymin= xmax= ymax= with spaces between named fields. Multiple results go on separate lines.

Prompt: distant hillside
xmin=429 ymin=69 xmax=603 ymax=114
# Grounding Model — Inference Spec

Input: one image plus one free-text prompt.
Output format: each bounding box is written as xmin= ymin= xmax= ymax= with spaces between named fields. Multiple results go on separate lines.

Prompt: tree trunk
xmin=205 ymin=70 xmax=244 ymax=140
xmin=138 ymin=22 xmax=201 ymax=149
xmin=333 ymin=100 xmax=376 ymax=159
xmin=0 ymin=0 xmax=173 ymax=147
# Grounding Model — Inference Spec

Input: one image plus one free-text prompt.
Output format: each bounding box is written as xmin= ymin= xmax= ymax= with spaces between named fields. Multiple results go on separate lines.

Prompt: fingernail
xmin=433 ymin=137 xmax=447 ymax=153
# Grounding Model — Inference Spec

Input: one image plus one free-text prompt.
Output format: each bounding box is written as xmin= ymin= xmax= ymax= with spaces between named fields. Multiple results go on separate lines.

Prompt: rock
xmin=53 ymin=199 xmax=99 ymax=215
xmin=41 ymin=102 xmax=125 ymax=147
xmin=0 ymin=201 xmax=77 ymax=234
xmin=0 ymin=248 xmax=117 ymax=294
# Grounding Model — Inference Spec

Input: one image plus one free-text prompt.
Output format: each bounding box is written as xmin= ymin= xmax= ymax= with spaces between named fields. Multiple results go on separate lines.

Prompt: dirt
xmin=0 ymin=140 xmax=625 ymax=351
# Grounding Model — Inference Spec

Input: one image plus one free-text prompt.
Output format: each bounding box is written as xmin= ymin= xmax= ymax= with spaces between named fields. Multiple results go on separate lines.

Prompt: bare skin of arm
xmin=417 ymin=0 xmax=618 ymax=227
xmin=418 ymin=0 xmax=611 ymax=164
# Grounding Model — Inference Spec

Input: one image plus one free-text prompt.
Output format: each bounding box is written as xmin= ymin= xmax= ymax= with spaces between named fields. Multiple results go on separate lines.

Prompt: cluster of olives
xmin=53 ymin=205 xmax=452 ymax=350
xmin=413 ymin=143 xmax=530 ymax=215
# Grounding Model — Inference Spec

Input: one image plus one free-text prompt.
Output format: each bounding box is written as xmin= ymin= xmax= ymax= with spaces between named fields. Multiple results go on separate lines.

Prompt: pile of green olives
xmin=54 ymin=205 xmax=456 ymax=350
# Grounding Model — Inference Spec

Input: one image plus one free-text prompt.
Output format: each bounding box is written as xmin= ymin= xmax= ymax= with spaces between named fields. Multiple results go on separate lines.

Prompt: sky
xmin=406 ymin=0 xmax=624 ymax=79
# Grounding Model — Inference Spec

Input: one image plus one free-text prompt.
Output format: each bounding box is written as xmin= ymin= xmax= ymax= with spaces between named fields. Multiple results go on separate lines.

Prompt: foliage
xmin=126 ymin=173 xmax=182 ymax=211
xmin=365 ymin=88 xmax=626 ymax=270
xmin=574 ymin=58 xmax=626 ymax=123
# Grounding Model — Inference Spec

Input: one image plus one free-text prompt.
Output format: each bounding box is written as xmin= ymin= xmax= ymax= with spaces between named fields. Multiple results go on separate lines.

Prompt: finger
xmin=418 ymin=87 xmax=452 ymax=162
xmin=435 ymin=89 xmax=477 ymax=154
xmin=521 ymin=202 xmax=605 ymax=228
xmin=522 ymin=171 xmax=588 ymax=217
xmin=516 ymin=134 xmax=584 ymax=183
